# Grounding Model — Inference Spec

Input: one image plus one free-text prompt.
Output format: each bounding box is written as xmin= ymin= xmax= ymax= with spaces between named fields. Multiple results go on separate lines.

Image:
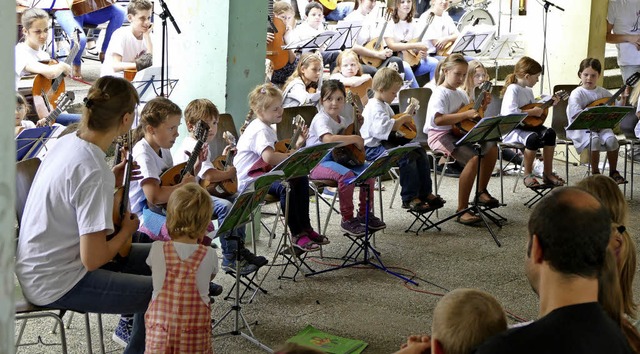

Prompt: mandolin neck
xmin=180 ymin=140 xmax=205 ymax=182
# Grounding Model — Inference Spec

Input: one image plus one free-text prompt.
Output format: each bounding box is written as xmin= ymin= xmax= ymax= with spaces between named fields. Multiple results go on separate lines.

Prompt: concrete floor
xmin=14 ymin=52 xmax=640 ymax=354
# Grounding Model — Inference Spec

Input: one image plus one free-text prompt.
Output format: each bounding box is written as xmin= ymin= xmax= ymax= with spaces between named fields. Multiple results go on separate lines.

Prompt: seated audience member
xmin=396 ymin=288 xmax=507 ymax=354
xmin=475 ymin=187 xmax=634 ymax=354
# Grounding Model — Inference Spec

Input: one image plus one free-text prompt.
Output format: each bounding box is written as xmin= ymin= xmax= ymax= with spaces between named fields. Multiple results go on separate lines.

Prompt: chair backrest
xmin=277 ymin=105 xmax=318 ymax=141
xmin=485 ymin=84 xmax=503 ymax=118
xmin=551 ymin=84 xmax=579 ymax=139
xmin=210 ymin=113 xmax=239 ymax=158
xmin=16 ymin=158 xmax=41 ymax=227
xmin=619 ymin=111 xmax=639 ymax=139
xmin=399 ymin=88 xmax=432 ymax=144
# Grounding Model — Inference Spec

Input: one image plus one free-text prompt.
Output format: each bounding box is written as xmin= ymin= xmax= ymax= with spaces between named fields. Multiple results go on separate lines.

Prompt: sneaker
xmin=112 ymin=316 xmax=133 ymax=348
xmin=239 ymin=248 xmax=268 ymax=267
xmin=221 ymin=257 xmax=258 ymax=275
xmin=340 ymin=218 xmax=366 ymax=237
xmin=358 ymin=214 xmax=386 ymax=231
xmin=208 ymin=282 xmax=224 ymax=297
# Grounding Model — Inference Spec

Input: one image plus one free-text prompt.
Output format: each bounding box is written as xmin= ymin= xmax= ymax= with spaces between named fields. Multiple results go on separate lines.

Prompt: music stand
xmin=450 ymin=25 xmax=495 ymax=57
xmin=16 ymin=126 xmax=62 ymax=161
xmin=306 ymin=143 xmax=422 ymax=285
xmin=484 ymin=33 xmax=520 ymax=85
xmin=130 ymin=66 xmax=179 ymax=102
xmin=325 ymin=21 xmax=362 ymax=51
xmin=283 ymin=31 xmax=338 ymax=53
xmin=567 ymin=106 xmax=635 ymax=174
xmin=428 ymin=113 xmax=527 ymax=247
xmin=212 ymin=170 xmax=285 ymax=352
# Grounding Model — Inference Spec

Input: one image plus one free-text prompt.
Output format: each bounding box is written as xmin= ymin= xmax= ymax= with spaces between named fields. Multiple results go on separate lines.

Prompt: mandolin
xmin=71 ymin=0 xmax=116 ymax=17
xmin=520 ymin=90 xmax=569 ymax=129
xmin=361 ymin=8 xmax=393 ymax=68
xmin=587 ymin=72 xmax=640 ymax=108
xmin=32 ymin=35 xmax=80 ymax=110
xmin=388 ymin=97 xmax=419 ymax=146
xmin=109 ymin=131 xmax=133 ymax=258
xmin=402 ymin=12 xmax=435 ymax=67
xmin=124 ymin=69 xmax=137 ymax=82
xmin=331 ymin=91 xmax=366 ymax=167
xmin=208 ymin=131 xmax=239 ymax=198
xmin=452 ymin=81 xmax=492 ymax=138
xmin=267 ymin=0 xmax=288 ymax=71
xmin=160 ymin=120 xmax=210 ymax=186
xmin=275 ymin=115 xmax=306 ymax=153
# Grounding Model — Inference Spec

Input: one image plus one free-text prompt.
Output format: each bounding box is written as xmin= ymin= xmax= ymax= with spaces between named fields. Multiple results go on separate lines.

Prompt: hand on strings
xmin=222 ymin=144 xmax=237 ymax=156
xmin=296 ymin=125 xmax=309 ymax=149
xmin=356 ymin=112 xmax=364 ymax=126
xmin=465 ymin=109 xmax=480 ymax=120
xmin=418 ymin=50 xmax=427 ymax=59
xmin=435 ymin=39 xmax=448 ymax=50
xmin=529 ymin=106 xmax=544 ymax=117
xmin=482 ymin=92 xmax=492 ymax=107
xmin=36 ymin=118 xmax=48 ymax=127
xmin=113 ymin=156 xmax=141 ymax=187
xmin=267 ymin=32 xmax=274 ymax=44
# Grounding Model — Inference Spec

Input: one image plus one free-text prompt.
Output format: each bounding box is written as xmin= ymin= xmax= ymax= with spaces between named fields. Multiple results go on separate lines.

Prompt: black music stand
xmin=16 ymin=126 xmax=61 ymax=161
xmin=567 ymin=105 xmax=635 ymax=175
xmin=212 ymin=170 xmax=285 ymax=352
xmin=428 ymin=114 xmax=527 ymax=247
xmin=306 ymin=143 xmax=423 ymax=285
xmin=450 ymin=26 xmax=495 ymax=57
xmin=283 ymin=31 xmax=338 ymax=53
xmin=325 ymin=21 xmax=362 ymax=51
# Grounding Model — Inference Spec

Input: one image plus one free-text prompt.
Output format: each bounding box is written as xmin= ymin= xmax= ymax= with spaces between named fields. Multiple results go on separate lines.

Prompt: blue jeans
xmin=268 ymin=177 xmax=312 ymax=236
xmin=46 ymin=243 xmax=152 ymax=354
xmin=324 ymin=2 xmax=355 ymax=21
xmin=213 ymin=195 xmax=247 ymax=259
xmin=56 ymin=113 xmax=81 ymax=126
xmin=413 ymin=56 xmax=439 ymax=84
xmin=54 ymin=6 xmax=126 ymax=65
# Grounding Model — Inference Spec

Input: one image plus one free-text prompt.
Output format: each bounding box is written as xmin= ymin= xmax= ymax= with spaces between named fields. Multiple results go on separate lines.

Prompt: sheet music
xmin=450 ymin=24 xmax=495 ymax=56
xmin=283 ymin=31 xmax=338 ymax=51
xmin=324 ymin=21 xmax=363 ymax=52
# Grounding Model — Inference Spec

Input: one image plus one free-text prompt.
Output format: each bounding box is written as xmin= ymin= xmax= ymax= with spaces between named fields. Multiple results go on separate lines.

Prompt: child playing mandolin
xmin=500 ymin=56 xmax=564 ymax=188
xmin=236 ymin=83 xmax=328 ymax=252
xmin=282 ymin=52 xmax=324 ymax=108
xmin=361 ymin=67 xmax=444 ymax=213
xmin=172 ymin=99 xmax=266 ymax=274
xmin=308 ymin=80 xmax=385 ymax=236
xmin=145 ymin=183 xmax=218 ymax=353
xmin=425 ymin=54 xmax=497 ymax=225
xmin=567 ymin=58 xmax=627 ymax=184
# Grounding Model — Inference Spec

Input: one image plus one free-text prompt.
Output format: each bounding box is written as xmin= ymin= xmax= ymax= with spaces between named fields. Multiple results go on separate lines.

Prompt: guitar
xmin=32 ymin=34 xmax=80 ymax=110
xmin=361 ymin=8 xmax=393 ymax=68
xmin=124 ymin=69 xmax=137 ymax=82
xmin=267 ymin=0 xmax=288 ymax=71
xmin=40 ymin=91 xmax=75 ymax=127
xmin=209 ymin=131 xmax=239 ymax=198
xmin=160 ymin=120 xmax=210 ymax=186
xmin=452 ymin=81 xmax=492 ymax=138
xmin=314 ymin=0 xmax=339 ymax=16
xmin=109 ymin=131 xmax=133 ymax=258
xmin=346 ymin=77 xmax=372 ymax=106
xmin=275 ymin=115 xmax=306 ymax=153
xmin=71 ymin=0 xmax=116 ymax=17
xmin=331 ymin=91 xmax=366 ymax=167
xmin=520 ymin=90 xmax=570 ymax=129
xmin=402 ymin=12 xmax=435 ymax=67
xmin=388 ymin=97 xmax=419 ymax=146
xmin=587 ymin=72 xmax=640 ymax=108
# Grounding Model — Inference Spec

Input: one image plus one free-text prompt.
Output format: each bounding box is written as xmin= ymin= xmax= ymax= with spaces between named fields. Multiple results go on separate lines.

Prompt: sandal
xmin=523 ymin=174 xmax=541 ymax=188
xmin=456 ymin=211 xmax=481 ymax=225
xmin=304 ymin=229 xmax=330 ymax=245
xmin=408 ymin=199 xmax=432 ymax=213
xmin=610 ymin=170 xmax=628 ymax=185
xmin=477 ymin=190 xmax=499 ymax=207
xmin=292 ymin=234 xmax=321 ymax=252
xmin=542 ymin=172 xmax=565 ymax=186
xmin=425 ymin=194 xmax=446 ymax=209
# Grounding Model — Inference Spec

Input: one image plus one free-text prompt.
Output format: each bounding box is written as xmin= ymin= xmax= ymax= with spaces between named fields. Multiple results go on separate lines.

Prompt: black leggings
xmin=524 ymin=127 xmax=556 ymax=150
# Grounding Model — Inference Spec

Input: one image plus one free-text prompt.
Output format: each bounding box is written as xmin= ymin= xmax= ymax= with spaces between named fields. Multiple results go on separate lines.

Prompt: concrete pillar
xmin=1 ymin=1 xmax=16 ymax=352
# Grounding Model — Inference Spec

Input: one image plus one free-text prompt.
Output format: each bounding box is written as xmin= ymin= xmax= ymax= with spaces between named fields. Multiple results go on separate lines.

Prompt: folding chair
xmin=15 ymin=158 xmax=105 ymax=354
xmin=222 ymin=268 xmax=268 ymax=304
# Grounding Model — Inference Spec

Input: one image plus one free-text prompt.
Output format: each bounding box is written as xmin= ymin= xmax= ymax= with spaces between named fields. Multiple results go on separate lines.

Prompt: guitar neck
xmin=416 ymin=14 xmax=434 ymax=42
xmin=120 ymin=154 xmax=133 ymax=217
xmin=606 ymin=86 xmax=627 ymax=106
xmin=472 ymin=91 xmax=486 ymax=111
xmin=373 ymin=21 xmax=389 ymax=50
xmin=51 ymin=45 xmax=80 ymax=91
xmin=225 ymin=148 xmax=236 ymax=169
xmin=180 ymin=141 xmax=204 ymax=181
xmin=45 ymin=106 xmax=62 ymax=125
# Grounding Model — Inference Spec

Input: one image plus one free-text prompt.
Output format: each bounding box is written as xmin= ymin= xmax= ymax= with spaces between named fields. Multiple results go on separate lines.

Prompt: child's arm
xmin=202 ymin=167 xmax=236 ymax=183
xmin=340 ymin=74 xmax=372 ymax=87
xmin=321 ymin=133 xmax=365 ymax=150
xmin=352 ymin=44 xmax=393 ymax=62
xmin=109 ymin=53 xmax=137 ymax=73
xmin=23 ymin=61 xmax=71 ymax=79
xmin=141 ymin=175 xmax=196 ymax=206
xmin=384 ymin=36 xmax=428 ymax=53
xmin=433 ymin=110 xmax=478 ymax=126
xmin=261 ymin=146 xmax=291 ymax=166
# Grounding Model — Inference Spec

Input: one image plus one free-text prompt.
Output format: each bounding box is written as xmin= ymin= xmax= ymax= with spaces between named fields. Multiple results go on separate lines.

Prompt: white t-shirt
xmin=18 ymin=0 xmax=70 ymax=9
xmin=385 ymin=19 xmax=419 ymax=43
xmin=282 ymin=77 xmax=321 ymax=108
xmin=566 ymin=86 xmax=616 ymax=153
xmin=425 ymin=86 xmax=469 ymax=132
xmin=361 ymin=97 xmax=395 ymax=147
xmin=344 ymin=9 xmax=378 ymax=45
xmin=500 ymin=84 xmax=535 ymax=115
xmin=146 ymin=241 xmax=218 ymax=304
xmin=100 ymin=27 xmax=148 ymax=78
xmin=172 ymin=135 xmax=214 ymax=179
xmin=129 ymin=138 xmax=173 ymax=216
xmin=19 ymin=120 xmax=37 ymax=130
xmin=16 ymin=133 xmax=115 ymax=305
xmin=607 ymin=0 xmax=640 ymax=66
xmin=285 ymin=21 xmax=323 ymax=45
xmin=15 ymin=42 xmax=50 ymax=86
xmin=307 ymin=110 xmax=352 ymax=146
xmin=420 ymin=12 xmax=459 ymax=54
xmin=235 ymin=118 xmax=278 ymax=192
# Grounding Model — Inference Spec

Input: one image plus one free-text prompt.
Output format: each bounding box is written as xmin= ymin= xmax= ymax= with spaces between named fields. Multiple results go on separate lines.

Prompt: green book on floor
xmin=287 ymin=325 xmax=368 ymax=354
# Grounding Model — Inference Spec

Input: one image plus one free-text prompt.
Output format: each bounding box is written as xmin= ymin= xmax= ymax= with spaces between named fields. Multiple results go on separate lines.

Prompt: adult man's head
xmin=526 ymin=187 xmax=611 ymax=294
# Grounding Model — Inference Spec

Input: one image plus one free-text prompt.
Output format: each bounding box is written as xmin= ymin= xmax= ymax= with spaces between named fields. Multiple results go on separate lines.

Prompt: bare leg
xmin=591 ymin=150 xmax=601 ymax=174
xmin=479 ymin=145 xmax=498 ymax=191
xmin=607 ymin=148 xmax=620 ymax=173
xmin=458 ymin=156 xmax=478 ymax=211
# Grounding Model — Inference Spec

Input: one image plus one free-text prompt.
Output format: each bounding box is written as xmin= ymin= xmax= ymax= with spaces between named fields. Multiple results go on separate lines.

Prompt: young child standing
xmin=308 ymin=80 xmax=385 ymax=236
xmin=236 ymin=84 xmax=327 ymax=252
xmin=500 ymin=56 xmax=564 ymax=188
xmin=172 ymin=99 xmax=266 ymax=274
xmin=361 ymin=67 xmax=444 ymax=213
xmin=567 ymin=58 xmax=626 ymax=183
xmin=282 ymin=52 xmax=324 ymax=108
xmin=100 ymin=0 xmax=153 ymax=78
xmin=145 ymin=183 xmax=217 ymax=353
xmin=425 ymin=54 xmax=498 ymax=225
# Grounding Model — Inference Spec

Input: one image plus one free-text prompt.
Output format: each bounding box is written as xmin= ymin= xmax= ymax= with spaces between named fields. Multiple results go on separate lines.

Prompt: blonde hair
xmin=166 ymin=183 xmax=213 ymax=239
xmin=134 ymin=96 xmax=182 ymax=144
xmin=437 ymin=53 xmax=468 ymax=86
xmin=577 ymin=174 xmax=637 ymax=318
xmin=501 ymin=56 xmax=542 ymax=97
xmin=184 ymin=98 xmax=219 ymax=129
xmin=81 ymin=76 xmax=139 ymax=133
xmin=128 ymin=0 xmax=153 ymax=15
xmin=372 ymin=67 xmax=403 ymax=92
xmin=432 ymin=288 xmax=507 ymax=354
xmin=284 ymin=52 xmax=323 ymax=89
xmin=463 ymin=60 xmax=489 ymax=99
xmin=333 ymin=49 xmax=363 ymax=76
xmin=273 ymin=1 xmax=294 ymax=15
xmin=247 ymin=83 xmax=283 ymax=121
